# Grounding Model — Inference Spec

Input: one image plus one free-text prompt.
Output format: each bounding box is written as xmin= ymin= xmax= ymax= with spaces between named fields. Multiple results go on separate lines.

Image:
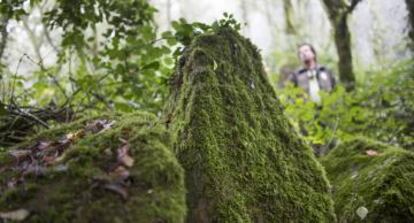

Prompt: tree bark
xmin=0 ymin=14 xmax=10 ymax=62
xmin=405 ymin=0 xmax=414 ymax=49
xmin=334 ymin=14 xmax=355 ymax=90
xmin=321 ymin=0 xmax=362 ymax=91
xmin=283 ymin=0 xmax=296 ymax=35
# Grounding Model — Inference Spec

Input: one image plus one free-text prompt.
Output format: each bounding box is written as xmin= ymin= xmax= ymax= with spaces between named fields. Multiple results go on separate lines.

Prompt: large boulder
xmin=166 ymin=27 xmax=336 ymax=222
xmin=0 ymin=112 xmax=186 ymax=223
xmin=321 ymin=137 xmax=414 ymax=222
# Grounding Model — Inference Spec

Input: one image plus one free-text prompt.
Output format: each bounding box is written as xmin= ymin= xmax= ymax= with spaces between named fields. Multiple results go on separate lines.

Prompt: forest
xmin=0 ymin=0 xmax=413 ymax=222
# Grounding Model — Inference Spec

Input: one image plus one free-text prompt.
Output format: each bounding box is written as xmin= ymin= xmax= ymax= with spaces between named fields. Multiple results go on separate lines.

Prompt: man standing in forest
xmin=288 ymin=43 xmax=336 ymax=103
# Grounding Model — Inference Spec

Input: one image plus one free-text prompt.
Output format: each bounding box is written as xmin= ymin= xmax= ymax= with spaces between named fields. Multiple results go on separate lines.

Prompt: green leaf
xmin=0 ymin=101 xmax=7 ymax=116
xmin=142 ymin=61 xmax=160 ymax=70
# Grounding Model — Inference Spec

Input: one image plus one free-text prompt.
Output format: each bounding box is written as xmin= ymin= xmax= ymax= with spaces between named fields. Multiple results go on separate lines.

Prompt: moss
xmin=320 ymin=137 xmax=414 ymax=222
xmin=0 ymin=112 xmax=186 ymax=223
xmin=165 ymin=28 xmax=336 ymax=222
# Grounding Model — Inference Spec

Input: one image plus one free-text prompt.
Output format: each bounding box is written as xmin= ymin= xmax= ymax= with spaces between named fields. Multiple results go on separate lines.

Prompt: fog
xmin=4 ymin=0 xmax=412 ymax=76
xmin=151 ymin=0 xmax=411 ymax=72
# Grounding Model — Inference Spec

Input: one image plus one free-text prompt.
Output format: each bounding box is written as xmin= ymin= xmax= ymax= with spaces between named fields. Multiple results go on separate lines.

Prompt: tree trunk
xmin=334 ymin=14 xmax=356 ymax=90
xmin=405 ymin=0 xmax=414 ymax=48
xmin=321 ymin=0 xmax=362 ymax=91
xmin=0 ymin=14 xmax=10 ymax=62
xmin=283 ymin=0 xmax=296 ymax=35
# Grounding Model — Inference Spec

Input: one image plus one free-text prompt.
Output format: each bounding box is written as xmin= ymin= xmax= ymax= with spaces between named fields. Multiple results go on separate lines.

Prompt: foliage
xmin=165 ymin=27 xmax=335 ymax=222
xmin=320 ymin=137 xmax=414 ymax=222
xmin=1 ymin=0 xmax=176 ymax=115
xmin=42 ymin=0 xmax=171 ymax=113
xmin=0 ymin=8 xmax=244 ymax=148
xmin=162 ymin=13 xmax=242 ymax=56
xmin=277 ymin=60 xmax=414 ymax=153
xmin=0 ymin=1 xmax=243 ymax=112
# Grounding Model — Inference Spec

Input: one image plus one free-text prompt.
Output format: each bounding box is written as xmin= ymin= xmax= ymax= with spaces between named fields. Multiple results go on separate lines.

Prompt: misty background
xmin=3 ymin=0 xmax=412 ymax=81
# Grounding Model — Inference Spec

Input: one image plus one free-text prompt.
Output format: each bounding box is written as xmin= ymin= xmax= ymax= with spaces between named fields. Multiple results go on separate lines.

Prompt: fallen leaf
xmin=85 ymin=120 xmax=104 ymax=133
xmin=23 ymin=164 xmax=47 ymax=176
xmin=53 ymin=152 xmax=68 ymax=164
xmin=66 ymin=129 xmax=85 ymax=142
xmin=120 ymin=154 xmax=134 ymax=167
xmin=118 ymin=138 xmax=128 ymax=144
xmin=0 ymin=209 xmax=30 ymax=221
xmin=104 ymin=183 xmax=128 ymax=200
xmin=101 ymin=120 xmax=116 ymax=132
xmin=9 ymin=150 xmax=31 ymax=161
xmin=117 ymin=144 xmax=134 ymax=167
xmin=85 ymin=119 xmax=115 ymax=134
xmin=58 ymin=137 xmax=71 ymax=146
xmin=7 ymin=178 xmax=18 ymax=188
xmin=366 ymin=150 xmax=379 ymax=156
xmin=42 ymin=152 xmax=60 ymax=164
xmin=109 ymin=166 xmax=130 ymax=181
xmin=37 ymin=141 xmax=53 ymax=150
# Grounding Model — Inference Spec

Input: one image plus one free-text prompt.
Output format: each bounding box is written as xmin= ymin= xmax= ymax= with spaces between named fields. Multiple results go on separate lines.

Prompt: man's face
xmin=298 ymin=45 xmax=316 ymax=63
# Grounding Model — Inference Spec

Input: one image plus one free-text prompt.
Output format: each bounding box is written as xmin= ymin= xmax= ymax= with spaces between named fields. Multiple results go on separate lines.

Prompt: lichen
xmin=165 ymin=27 xmax=336 ymax=222
xmin=0 ymin=111 xmax=186 ymax=223
xmin=320 ymin=137 xmax=414 ymax=222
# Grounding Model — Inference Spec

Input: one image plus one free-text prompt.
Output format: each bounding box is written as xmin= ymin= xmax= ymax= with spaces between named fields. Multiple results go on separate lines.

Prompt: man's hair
xmin=298 ymin=43 xmax=317 ymax=58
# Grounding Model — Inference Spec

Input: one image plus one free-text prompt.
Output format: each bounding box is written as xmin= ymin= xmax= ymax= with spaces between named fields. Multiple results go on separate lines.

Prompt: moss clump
xmin=0 ymin=112 xmax=186 ymax=223
xmin=321 ymin=137 xmax=414 ymax=222
xmin=165 ymin=27 xmax=336 ymax=222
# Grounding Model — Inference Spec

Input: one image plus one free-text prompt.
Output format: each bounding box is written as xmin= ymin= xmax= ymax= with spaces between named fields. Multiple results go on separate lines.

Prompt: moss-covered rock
xmin=165 ymin=27 xmax=336 ymax=222
xmin=0 ymin=112 xmax=186 ymax=223
xmin=321 ymin=137 xmax=414 ymax=222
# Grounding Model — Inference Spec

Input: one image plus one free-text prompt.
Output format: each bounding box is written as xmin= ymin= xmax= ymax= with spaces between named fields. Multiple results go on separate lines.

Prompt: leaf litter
xmin=92 ymin=138 xmax=136 ymax=200
xmin=0 ymin=119 xmax=137 ymax=217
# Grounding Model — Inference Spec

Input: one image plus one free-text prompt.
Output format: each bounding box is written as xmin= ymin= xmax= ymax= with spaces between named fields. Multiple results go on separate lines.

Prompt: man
xmin=288 ymin=43 xmax=336 ymax=103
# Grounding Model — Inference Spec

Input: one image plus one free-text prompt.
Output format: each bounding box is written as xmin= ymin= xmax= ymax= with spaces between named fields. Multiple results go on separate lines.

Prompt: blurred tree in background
xmin=321 ymin=0 xmax=363 ymax=91
xmin=405 ymin=0 xmax=414 ymax=49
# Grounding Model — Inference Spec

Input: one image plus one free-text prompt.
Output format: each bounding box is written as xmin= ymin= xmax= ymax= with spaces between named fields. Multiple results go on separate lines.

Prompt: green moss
xmin=165 ymin=28 xmax=336 ymax=222
xmin=0 ymin=112 xmax=186 ymax=223
xmin=320 ymin=137 xmax=414 ymax=222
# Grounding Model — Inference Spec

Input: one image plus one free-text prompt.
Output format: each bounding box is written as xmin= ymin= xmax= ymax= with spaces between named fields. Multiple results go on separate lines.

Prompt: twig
xmin=10 ymin=54 xmax=25 ymax=104
xmin=9 ymin=107 xmax=49 ymax=128
xmin=22 ymin=53 xmax=69 ymax=101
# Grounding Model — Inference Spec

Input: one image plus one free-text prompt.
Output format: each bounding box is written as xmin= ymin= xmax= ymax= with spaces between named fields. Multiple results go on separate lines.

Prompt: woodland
xmin=0 ymin=0 xmax=413 ymax=222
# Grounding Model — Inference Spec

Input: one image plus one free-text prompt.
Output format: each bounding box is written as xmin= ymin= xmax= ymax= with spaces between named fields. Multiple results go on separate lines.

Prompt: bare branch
xmin=346 ymin=0 xmax=363 ymax=14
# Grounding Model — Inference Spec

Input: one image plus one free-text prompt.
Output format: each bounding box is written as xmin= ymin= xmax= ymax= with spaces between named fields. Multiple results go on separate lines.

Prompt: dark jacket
xmin=288 ymin=66 xmax=336 ymax=94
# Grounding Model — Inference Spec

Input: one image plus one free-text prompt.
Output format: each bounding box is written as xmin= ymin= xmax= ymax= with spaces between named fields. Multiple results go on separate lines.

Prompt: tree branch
xmin=0 ymin=13 xmax=11 ymax=61
xmin=346 ymin=0 xmax=363 ymax=14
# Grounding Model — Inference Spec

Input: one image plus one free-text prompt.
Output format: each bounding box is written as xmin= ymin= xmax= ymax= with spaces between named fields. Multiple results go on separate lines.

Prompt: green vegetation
xmin=0 ymin=0 xmax=413 ymax=221
xmin=165 ymin=27 xmax=335 ymax=222
xmin=321 ymin=137 xmax=414 ymax=222
xmin=0 ymin=0 xmax=174 ymax=115
xmin=0 ymin=112 xmax=186 ymax=222
xmin=277 ymin=60 xmax=414 ymax=153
